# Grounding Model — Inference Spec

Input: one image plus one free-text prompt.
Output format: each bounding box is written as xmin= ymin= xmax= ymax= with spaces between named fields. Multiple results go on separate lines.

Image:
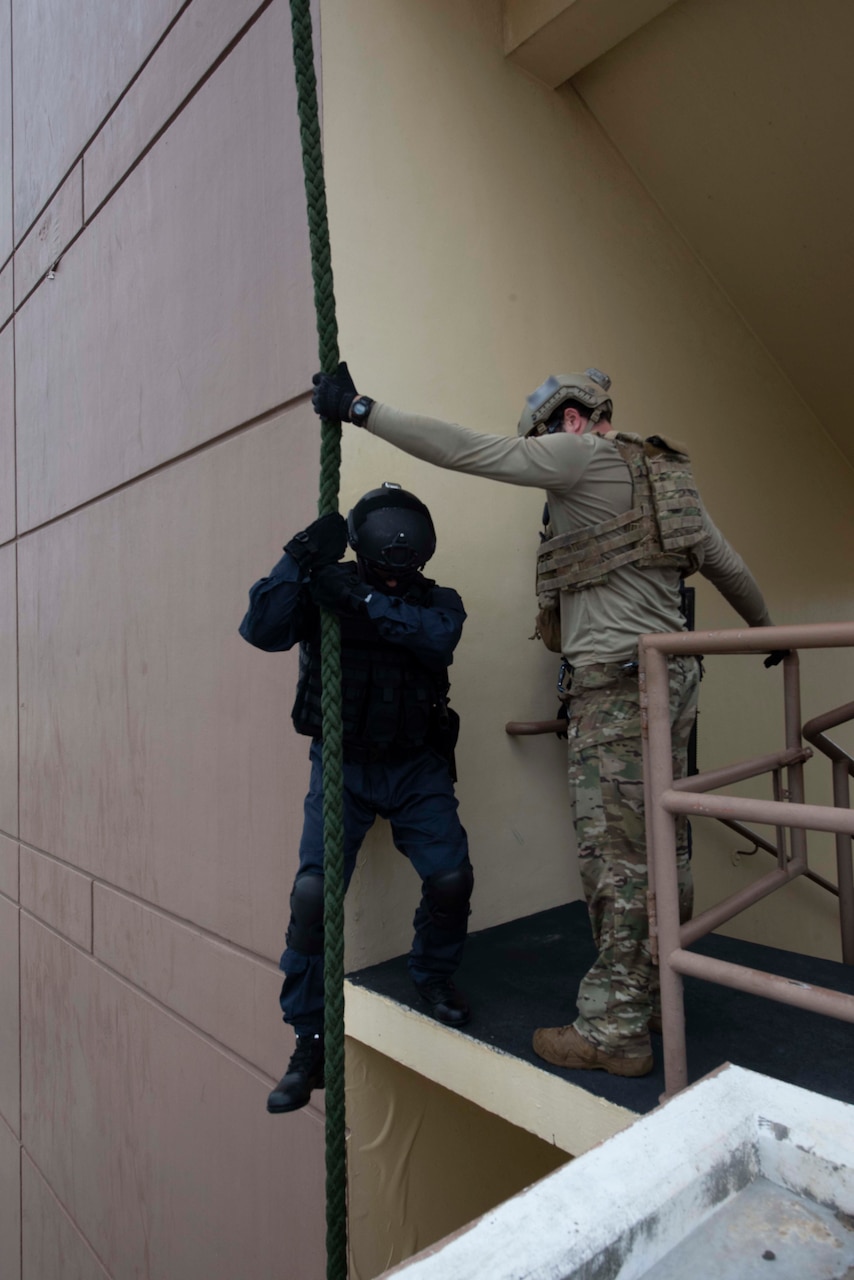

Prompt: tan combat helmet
xmin=517 ymin=368 xmax=613 ymax=437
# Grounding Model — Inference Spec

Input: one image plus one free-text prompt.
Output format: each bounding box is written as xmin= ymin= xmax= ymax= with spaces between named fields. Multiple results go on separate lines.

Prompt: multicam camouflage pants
xmin=567 ymin=655 xmax=700 ymax=1056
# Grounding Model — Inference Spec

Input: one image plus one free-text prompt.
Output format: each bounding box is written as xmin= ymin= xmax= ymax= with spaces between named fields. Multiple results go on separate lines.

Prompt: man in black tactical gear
xmin=240 ymin=484 xmax=473 ymax=1113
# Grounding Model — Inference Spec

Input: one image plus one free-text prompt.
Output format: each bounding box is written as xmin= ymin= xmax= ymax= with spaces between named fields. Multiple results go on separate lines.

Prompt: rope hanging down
xmin=288 ymin=2 xmax=348 ymax=1276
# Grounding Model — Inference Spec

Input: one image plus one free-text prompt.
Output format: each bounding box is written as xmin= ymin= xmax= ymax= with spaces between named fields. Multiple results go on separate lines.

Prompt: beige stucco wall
xmin=320 ymin=0 xmax=854 ymax=974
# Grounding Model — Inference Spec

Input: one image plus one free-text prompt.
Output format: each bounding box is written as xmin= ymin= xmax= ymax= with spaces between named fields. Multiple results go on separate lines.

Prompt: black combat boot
xmin=413 ymin=977 xmax=471 ymax=1027
xmin=267 ymin=1033 xmax=325 ymax=1114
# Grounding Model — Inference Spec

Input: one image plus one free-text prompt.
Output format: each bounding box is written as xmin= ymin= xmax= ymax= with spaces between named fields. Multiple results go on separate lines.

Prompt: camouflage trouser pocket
xmin=568 ymin=665 xmax=642 ymax=750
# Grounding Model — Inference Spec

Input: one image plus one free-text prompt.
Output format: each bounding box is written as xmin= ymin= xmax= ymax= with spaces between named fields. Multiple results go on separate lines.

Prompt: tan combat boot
xmin=532 ymin=1023 xmax=653 ymax=1077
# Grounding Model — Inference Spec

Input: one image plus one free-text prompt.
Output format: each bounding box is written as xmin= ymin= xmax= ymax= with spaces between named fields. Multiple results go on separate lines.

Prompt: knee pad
xmin=286 ymin=872 xmax=325 ymax=955
xmin=423 ymin=862 xmax=474 ymax=928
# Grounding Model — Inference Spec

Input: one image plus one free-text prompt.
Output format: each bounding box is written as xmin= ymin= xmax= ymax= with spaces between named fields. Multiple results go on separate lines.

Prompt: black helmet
xmin=347 ymin=482 xmax=436 ymax=573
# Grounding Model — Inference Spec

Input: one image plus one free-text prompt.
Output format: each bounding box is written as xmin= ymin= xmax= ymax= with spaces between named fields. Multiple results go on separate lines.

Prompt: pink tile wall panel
xmin=15 ymin=164 xmax=83 ymax=303
xmin=0 ymin=834 xmax=16 ymax=901
xmin=94 ymin=885 xmax=286 ymax=1079
xmin=0 ymin=1 xmax=10 ymax=265
xmin=0 ymin=543 xmax=16 ymax=834
xmin=0 ymin=1116 xmax=20 ymax=1280
xmin=20 ymin=849 xmax=92 ymax=951
xmin=0 ymin=895 xmax=19 ymax=1134
xmin=12 ymin=0 xmax=183 ymax=235
xmin=15 ymin=1 xmax=315 ymax=531
xmin=21 ymin=918 xmax=326 ymax=1280
xmin=19 ymin=405 xmax=318 ymax=958
xmin=22 ymin=1156 xmax=111 ymax=1280
xmin=0 ymin=544 xmax=16 ymax=834
xmin=85 ymin=0 xmax=269 ymax=216
xmin=0 ymin=330 xmax=15 ymax=545
xmin=0 ymin=259 xmax=11 ymax=328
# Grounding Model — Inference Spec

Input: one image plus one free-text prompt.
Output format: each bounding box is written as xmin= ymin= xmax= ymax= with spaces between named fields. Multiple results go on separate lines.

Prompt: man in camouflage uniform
xmin=311 ymin=364 xmax=776 ymax=1077
xmin=565 ymin=654 xmax=698 ymax=1070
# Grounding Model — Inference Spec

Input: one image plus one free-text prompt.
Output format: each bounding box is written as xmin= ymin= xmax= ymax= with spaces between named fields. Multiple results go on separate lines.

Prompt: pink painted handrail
xmin=640 ymin=621 xmax=854 ymax=1097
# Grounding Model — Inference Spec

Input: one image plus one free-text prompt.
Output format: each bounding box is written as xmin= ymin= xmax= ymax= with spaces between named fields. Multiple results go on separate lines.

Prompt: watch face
xmin=353 ymin=399 xmax=367 ymax=419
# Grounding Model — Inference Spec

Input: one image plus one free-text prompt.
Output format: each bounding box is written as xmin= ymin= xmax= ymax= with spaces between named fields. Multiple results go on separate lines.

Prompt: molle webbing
xmin=537 ymin=433 xmax=705 ymax=597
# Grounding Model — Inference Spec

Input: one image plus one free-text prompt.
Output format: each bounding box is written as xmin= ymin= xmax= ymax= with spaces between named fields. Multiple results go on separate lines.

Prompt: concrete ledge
xmin=381 ymin=1064 xmax=854 ymax=1279
xmin=344 ymin=980 xmax=636 ymax=1156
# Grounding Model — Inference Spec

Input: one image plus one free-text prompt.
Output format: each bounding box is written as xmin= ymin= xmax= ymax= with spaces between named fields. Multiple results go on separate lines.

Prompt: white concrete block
xmin=383 ymin=1065 xmax=854 ymax=1279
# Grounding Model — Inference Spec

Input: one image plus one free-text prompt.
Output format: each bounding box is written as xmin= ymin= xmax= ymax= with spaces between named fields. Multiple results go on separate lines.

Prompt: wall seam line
xmin=16 ymin=839 xmax=279 ymax=969
xmin=14 ymin=0 xmax=276 ymax=308
xmin=13 ymin=0 xmax=274 ymax=257
xmin=21 ymin=908 xmax=281 ymax=1086
xmin=12 ymin=0 xmax=195 ymax=249
xmin=0 ymin=1106 xmax=18 ymax=1145
xmin=9 ymin=2 xmax=20 ymax=1261
xmin=82 ymin=0 xmax=277 ymax=228
xmin=20 ymin=1151 xmax=114 ymax=1280
xmin=16 ymin=387 xmax=312 ymax=540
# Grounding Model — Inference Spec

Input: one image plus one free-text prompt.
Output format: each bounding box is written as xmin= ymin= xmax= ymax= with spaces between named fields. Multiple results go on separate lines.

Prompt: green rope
xmin=288 ymin=3 xmax=347 ymax=1276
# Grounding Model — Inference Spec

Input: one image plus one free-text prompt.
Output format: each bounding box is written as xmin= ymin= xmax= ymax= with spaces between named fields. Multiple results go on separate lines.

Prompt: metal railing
xmin=803 ymin=700 xmax=854 ymax=963
xmin=642 ymin=622 xmax=854 ymax=1097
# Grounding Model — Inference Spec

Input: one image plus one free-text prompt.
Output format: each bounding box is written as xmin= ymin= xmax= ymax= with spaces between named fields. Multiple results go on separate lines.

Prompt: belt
xmin=559 ymin=657 xmax=638 ymax=694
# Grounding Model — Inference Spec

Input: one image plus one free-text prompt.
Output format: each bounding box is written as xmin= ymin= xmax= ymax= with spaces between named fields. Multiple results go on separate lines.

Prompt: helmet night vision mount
xmin=518 ymin=368 xmax=613 ymax=438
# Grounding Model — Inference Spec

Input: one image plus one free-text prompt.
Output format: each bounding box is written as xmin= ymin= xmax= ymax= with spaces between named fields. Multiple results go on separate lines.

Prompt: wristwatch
xmin=349 ymin=395 xmax=375 ymax=427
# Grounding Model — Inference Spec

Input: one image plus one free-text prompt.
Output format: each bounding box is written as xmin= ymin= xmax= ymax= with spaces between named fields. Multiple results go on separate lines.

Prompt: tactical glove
xmin=312 ymin=361 xmax=359 ymax=422
xmin=284 ymin=512 xmax=348 ymax=571
xmin=310 ymin=564 xmax=372 ymax=616
xmin=763 ymin=650 xmax=789 ymax=668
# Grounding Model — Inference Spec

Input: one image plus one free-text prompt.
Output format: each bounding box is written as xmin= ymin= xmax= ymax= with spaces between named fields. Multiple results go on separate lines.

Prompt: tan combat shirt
xmin=368 ymin=404 xmax=772 ymax=666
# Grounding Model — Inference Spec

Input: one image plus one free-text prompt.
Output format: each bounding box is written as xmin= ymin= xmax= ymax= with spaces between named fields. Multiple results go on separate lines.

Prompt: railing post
xmin=641 ymin=643 xmax=688 ymax=1097
xmin=783 ymin=652 xmax=808 ymax=871
xmin=832 ymin=756 xmax=854 ymax=964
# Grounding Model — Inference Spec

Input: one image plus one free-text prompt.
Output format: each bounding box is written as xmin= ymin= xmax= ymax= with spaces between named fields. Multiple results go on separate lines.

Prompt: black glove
xmin=310 ymin=564 xmax=372 ymax=616
xmin=763 ymin=650 xmax=789 ymax=668
xmin=283 ymin=512 xmax=348 ymax=571
xmin=312 ymin=361 xmax=359 ymax=422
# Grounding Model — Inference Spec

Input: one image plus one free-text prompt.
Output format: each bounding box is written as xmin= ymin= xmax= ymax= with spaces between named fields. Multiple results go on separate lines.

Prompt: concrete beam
xmin=505 ymin=0 xmax=680 ymax=87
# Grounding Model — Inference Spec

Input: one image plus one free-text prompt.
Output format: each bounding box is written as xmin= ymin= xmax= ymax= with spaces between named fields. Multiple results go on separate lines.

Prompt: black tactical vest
xmin=290 ymin=573 xmax=450 ymax=753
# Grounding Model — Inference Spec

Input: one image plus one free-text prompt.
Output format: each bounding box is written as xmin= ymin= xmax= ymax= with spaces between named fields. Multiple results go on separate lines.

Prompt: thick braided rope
xmin=288 ymin=3 xmax=347 ymax=1276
